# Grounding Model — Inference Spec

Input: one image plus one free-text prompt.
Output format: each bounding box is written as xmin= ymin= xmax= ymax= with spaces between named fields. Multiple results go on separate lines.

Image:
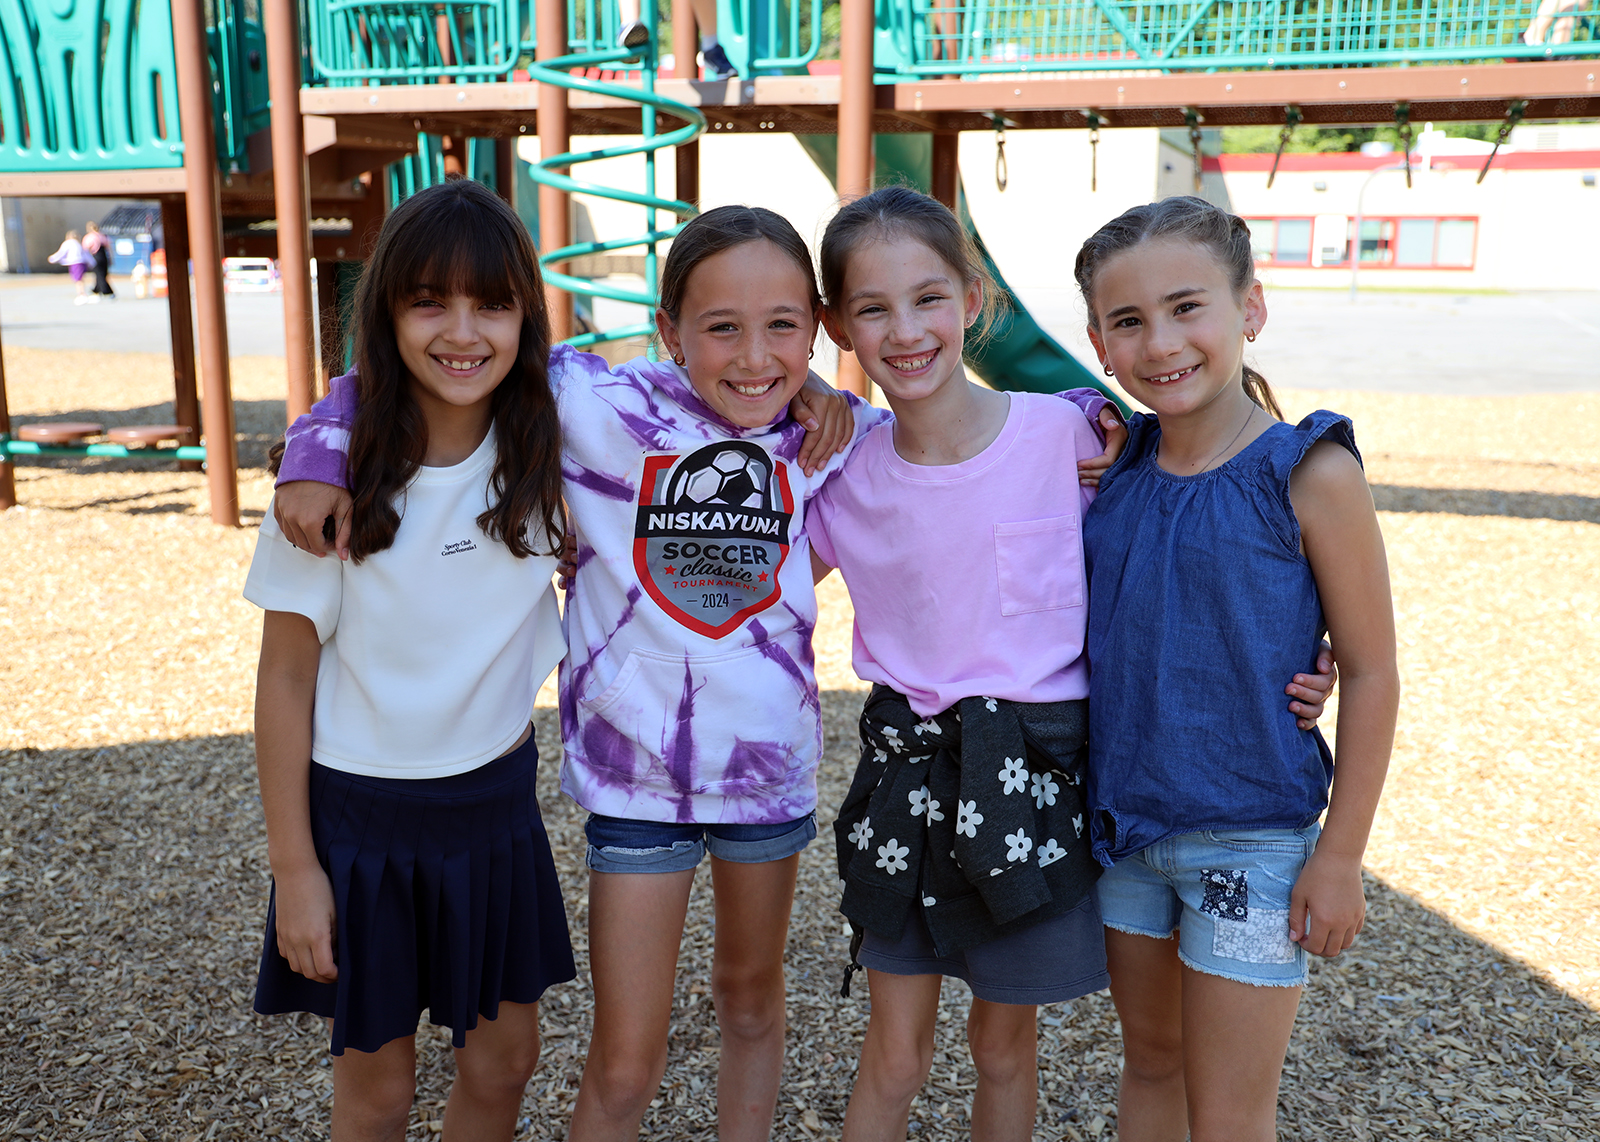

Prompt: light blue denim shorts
xmin=1096 ymin=824 xmax=1321 ymax=987
xmin=584 ymin=812 xmax=817 ymax=874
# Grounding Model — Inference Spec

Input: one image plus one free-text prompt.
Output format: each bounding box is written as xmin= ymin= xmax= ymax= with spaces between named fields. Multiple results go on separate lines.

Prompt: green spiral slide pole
xmin=525 ymin=27 xmax=706 ymax=349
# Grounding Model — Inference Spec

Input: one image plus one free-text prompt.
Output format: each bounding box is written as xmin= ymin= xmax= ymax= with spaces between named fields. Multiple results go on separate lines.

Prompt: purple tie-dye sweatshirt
xmin=276 ymin=344 xmax=885 ymax=825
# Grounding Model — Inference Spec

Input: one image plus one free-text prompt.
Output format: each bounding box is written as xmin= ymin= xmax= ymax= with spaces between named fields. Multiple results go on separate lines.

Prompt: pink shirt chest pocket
xmin=992 ymin=516 xmax=1085 ymax=616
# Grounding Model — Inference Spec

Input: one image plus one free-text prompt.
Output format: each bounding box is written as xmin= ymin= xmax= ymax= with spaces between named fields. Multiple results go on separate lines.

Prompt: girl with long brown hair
xmin=246 ymin=179 xmax=574 ymax=1140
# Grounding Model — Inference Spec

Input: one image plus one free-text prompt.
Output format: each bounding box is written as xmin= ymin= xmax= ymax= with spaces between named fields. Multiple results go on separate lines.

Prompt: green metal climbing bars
xmin=526 ymin=25 xmax=705 ymax=349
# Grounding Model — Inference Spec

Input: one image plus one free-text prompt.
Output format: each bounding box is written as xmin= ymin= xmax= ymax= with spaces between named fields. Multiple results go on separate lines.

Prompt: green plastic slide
xmin=795 ymin=134 xmax=1124 ymax=410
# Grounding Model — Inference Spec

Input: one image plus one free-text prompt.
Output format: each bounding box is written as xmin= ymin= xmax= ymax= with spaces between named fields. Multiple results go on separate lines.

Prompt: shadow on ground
xmin=1372 ymin=484 xmax=1600 ymax=524
xmin=2 ymin=697 xmax=1594 ymax=1139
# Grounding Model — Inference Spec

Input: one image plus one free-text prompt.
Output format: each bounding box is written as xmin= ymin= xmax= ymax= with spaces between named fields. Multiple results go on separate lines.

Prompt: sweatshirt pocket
xmin=581 ymin=645 xmax=819 ymax=793
xmin=993 ymin=516 xmax=1084 ymax=616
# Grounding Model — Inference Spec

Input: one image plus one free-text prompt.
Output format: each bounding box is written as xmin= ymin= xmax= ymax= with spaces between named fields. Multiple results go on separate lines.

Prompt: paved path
xmin=1017 ymin=286 xmax=1600 ymax=395
xmin=0 ymin=277 xmax=287 ymax=358
xmin=4 ymin=275 xmax=1597 ymax=395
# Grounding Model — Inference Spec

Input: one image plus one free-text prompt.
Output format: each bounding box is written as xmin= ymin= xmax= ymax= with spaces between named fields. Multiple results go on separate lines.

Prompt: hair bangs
xmin=382 ymin=196 xmax=531 ymax=314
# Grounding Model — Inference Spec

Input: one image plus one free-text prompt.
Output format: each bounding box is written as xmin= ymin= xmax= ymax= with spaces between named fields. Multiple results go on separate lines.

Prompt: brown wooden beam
xmin=172 ymin=0 xmax=239 ymax=526
xmin=671 ymin=5 xmax=702 ymax=210
xmin=931 ymin=130 xmax=959 ymax=209
xmin=0 ymin=309 xmax=13 ymax=509
xmin=537 ymin=1 xmax=573 ymax=341
xmin=0 ymin=169 xmax=186 ymax=197
xmin=835 ymin=0 xmax=875 ymax=398
xmin=161 ymin=197 xmax=202 ymax=474
xmin=264 ymin=0 xmax=316 ymax=425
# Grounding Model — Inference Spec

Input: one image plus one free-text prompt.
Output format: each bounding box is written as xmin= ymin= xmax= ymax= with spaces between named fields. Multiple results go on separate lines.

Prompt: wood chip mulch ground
xmin=1 ymin=351 xmax=1596 ymax=1139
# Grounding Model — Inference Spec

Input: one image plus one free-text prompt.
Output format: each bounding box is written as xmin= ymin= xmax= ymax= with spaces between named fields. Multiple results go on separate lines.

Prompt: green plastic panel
xmin=0 ymin=0 xmax=184 ymax=171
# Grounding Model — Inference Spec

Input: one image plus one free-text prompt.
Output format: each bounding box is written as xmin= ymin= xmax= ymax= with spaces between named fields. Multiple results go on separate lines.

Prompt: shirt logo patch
xmin=441 ymin=539 xmax=479 ymax=556
xmin=632 ymin=441 xmax=793 ymax=638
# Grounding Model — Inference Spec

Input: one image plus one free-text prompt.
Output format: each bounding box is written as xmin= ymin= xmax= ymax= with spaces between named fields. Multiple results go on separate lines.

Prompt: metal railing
xmin=719 ymin=0 xmax=824 ymax=76
xmin=879 ymin=0 xmax=1600 ymax=76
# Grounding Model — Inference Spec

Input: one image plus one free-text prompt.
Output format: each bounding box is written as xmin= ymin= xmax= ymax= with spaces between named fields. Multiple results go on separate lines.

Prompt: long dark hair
xmin=1074 ymin=195 xmax=1282 ymax=419
xmin=344 ymin=178 xmax=564 ymax=562
xmin=818 ymin=185 xmax=1000 ymax=342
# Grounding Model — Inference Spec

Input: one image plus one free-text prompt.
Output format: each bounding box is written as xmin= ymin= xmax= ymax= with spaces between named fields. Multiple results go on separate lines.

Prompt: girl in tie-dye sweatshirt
xmin=271 ymin=205 xmax=880 ymax=1141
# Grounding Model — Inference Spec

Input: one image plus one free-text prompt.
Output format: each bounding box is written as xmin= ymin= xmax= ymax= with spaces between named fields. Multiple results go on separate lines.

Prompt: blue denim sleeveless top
xmin=1082 ymin=409 xmax=1358 ymax=866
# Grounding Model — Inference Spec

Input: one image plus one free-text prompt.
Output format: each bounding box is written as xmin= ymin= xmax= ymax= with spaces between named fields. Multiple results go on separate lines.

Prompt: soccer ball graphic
xmin=668 ymin=442 xmax=776 ymax=510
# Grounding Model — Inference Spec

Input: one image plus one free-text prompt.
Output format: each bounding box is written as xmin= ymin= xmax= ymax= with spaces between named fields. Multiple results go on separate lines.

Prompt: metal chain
xmin=1479 ymin=99 xmax=1528 ymax=184
xmin=1087 ymin=111 xmax=1101 ymax=192
xmin=1186 ymin=108 xmax=1203 ymax=193
xmin=1395 ymin=102 xmax=1413 ymax=188
xmin=1266 ymin=105 xmax=1302 ymax=189
xmin=993 ymin=114 xmax=1008 ymax=192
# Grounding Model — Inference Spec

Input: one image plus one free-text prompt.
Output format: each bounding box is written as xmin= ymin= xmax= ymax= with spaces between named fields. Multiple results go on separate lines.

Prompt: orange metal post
xmin=835 ymin=0 xmax=876 ymax=397
xmin=0 ymin=314 xmax=13 ymax=510
xmin=537 ymin=1 xmax=573 ymax=341
xmin=171 ymin=0 xmax=239 ymax=526
xmin=931 ymin=130 xmax=959 ymax=210
xmin=264 ymin=0 xmax=317 ymax=423
xmin=161 ymin=197 xmax=202 ymax=473
xmin=673 ymin=2 xmax=700 ymax=207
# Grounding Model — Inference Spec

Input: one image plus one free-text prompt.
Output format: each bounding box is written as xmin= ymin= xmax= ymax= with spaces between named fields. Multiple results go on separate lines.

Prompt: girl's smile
xmin=656 ymin=239 xmax=817 ymax=428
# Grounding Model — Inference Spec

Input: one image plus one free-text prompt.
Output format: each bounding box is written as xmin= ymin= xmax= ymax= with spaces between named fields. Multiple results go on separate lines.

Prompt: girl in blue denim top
xmin=1077 ymin=197 xmax=1400 ymax=1142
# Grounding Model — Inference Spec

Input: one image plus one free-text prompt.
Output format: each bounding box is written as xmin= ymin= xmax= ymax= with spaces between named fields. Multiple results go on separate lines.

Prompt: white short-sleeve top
xmin=245 ymin=428 xmax=565 ymax=778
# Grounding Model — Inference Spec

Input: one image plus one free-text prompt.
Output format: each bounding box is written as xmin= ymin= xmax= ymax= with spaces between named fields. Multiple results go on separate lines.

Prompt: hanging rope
xmin=993 ymin=114 xmax=1008 ymax=192
xmin=1186 ymin=108 xmax=1204 ymax=193
xmin=1266 ymin=105 xmax=1302 ymax=189
xmin=1478 ymin=99 xmax=1528 ymax=184
xmin=1087 ymin=111 xmax=1101 ymax=192
xmin=1395 ymin=102 xmax=1413 ymax=188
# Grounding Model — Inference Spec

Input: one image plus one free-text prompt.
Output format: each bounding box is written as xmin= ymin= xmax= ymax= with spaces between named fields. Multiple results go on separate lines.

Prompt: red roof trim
xmin=1209 ymin=151 xmax=1600 ymax=172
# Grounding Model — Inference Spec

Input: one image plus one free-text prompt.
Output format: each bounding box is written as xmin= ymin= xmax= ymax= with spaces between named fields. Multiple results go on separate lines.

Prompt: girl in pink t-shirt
xmin=805 ymin=187 xmax=1335 ymax=1142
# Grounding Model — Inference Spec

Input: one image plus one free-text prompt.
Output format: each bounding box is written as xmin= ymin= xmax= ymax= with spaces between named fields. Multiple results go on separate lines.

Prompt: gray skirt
xmin=857 ymin=891 xmax=1109 ymax=1006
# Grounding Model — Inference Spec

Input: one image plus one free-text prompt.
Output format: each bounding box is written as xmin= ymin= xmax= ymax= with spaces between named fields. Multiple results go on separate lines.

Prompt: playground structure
xmin=0 ymin=1 xmax=1596 ymax=524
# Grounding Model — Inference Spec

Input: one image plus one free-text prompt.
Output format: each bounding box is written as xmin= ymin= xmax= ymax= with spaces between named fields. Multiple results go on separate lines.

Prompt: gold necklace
xmin=1196 ymin=405 xmax=1257 ymax=472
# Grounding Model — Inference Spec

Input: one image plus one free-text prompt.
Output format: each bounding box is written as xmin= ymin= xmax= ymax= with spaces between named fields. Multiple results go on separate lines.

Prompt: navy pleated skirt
xmin=254 ymin=732 xmax=576 ymax=1056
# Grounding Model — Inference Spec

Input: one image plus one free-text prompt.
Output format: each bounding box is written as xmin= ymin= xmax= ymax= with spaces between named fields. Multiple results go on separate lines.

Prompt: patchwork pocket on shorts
xmin=1202 ymin=867 xmax=1296 ymax=965
xmin=1212 ymin=906 xmax=1297 ymax=965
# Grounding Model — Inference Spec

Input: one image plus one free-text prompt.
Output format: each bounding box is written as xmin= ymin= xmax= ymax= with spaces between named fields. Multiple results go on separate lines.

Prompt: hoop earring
xmin=809 ymin=347 xmax=815 ymax=360
xmin=1245 ymin=330 xmax=1257 ymax=343
xmin=1102 ymin=362 xmax=1114 ymax=377
xmin=672 ymin=352 xmax=686 ymax=366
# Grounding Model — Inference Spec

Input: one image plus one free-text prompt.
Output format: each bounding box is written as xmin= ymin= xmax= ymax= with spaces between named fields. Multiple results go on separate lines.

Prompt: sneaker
xmin=73 ymin=295 xmax=87 ymax=305
xmin=701 ymin=43 xmax=738 ymax=79
xmin=617 ymin=20 xmax=649 ymax=52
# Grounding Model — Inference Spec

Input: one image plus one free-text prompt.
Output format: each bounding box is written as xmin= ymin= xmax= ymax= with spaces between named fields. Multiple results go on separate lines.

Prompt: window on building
xmin=1247 ymin=216 xmax=1476 ymax=269
xmin=1245 ymin=217 xmax=1312 ymax=265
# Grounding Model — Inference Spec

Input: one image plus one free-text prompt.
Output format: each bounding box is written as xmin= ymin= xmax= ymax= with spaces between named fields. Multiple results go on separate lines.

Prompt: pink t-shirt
xmin=807 ymin=392 xmax=1102 ymax=718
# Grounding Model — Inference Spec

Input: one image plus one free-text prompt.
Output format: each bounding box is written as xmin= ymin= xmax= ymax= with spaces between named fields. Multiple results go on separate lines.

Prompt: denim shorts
xmin=1095 ymin=824 xmax=1321 ymax=988
xmin=584 ymin=812 xmax=817 ymax=874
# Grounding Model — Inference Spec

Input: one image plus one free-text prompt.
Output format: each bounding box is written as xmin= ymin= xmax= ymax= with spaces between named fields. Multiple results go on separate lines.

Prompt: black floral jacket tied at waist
xmin=834 ymin=685 xmax=1101 ymax=962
